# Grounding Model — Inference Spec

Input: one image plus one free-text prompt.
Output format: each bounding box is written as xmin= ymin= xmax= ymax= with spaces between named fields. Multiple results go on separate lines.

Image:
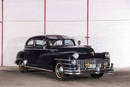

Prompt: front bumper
xmin=64 ymin=63 xmax=114 ymax=75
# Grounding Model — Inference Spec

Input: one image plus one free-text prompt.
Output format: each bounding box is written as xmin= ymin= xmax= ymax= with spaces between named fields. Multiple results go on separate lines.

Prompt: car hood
xmin=56 ymin=46 xmax=94 ymax=53
xmin=49 ymin=46 xmax=94 ymax=59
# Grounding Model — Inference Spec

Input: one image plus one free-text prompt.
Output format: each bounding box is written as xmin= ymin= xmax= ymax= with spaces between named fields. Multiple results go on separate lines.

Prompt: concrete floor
xmin=0 ymin=67 xmax=130 ymax=87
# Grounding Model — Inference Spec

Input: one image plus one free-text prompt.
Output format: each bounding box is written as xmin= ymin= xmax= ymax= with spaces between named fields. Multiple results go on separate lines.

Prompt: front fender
xmin=94 ymin=52 xmax=109 ymax=59
xmin=52 ymin=51 xmax=76 ymax=72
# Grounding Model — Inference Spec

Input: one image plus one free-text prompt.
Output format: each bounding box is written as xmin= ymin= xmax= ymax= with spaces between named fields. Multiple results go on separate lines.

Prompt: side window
xmin=64 ymin=40 xmax=74 ymax=46
xmin=26 ymin=39 xmax=34 ymax=47
xmin=53 ymin=40 xmax=63 ymax=46
xmin=35 ymin=39 xmax=46 ymax=48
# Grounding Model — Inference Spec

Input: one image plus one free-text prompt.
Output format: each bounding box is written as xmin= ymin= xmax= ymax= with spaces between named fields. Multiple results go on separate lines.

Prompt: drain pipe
xmin=87 ymin=0 xmax=89 ymax=45
xmin=1 ymin=0 xmax=4 ymax=66
xmin=44 ymin=0 xmax=46 ymax=35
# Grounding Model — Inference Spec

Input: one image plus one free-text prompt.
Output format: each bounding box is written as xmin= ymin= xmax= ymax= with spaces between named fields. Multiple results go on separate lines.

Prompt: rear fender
xmin=15 ymin=51 xmax=25 ymax=65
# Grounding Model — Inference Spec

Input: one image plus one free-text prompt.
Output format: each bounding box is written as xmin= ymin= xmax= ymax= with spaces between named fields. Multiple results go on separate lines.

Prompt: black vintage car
xmin=15 ymin=35 xmax=113 ymax=80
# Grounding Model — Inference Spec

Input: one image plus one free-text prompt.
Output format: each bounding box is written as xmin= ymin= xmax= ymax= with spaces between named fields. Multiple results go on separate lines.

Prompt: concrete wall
xmin=0 ymin=0 xmax=130 ymax=67
xmin=89 ymin=0 xmax=130 ymax=67
xmin=3 ymin=0 xmax=44 ymax=66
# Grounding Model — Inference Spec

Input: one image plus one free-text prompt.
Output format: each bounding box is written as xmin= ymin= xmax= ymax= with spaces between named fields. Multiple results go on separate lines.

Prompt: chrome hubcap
xmin=56 ymin=64 xmax=64 ymax=78
xmin=59 ymin=66 xmax=63 ymax=72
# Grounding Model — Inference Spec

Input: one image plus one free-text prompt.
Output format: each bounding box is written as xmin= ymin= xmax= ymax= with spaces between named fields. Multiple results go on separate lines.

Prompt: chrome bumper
xmin=64 ymin=63 xmax=114 ymax=75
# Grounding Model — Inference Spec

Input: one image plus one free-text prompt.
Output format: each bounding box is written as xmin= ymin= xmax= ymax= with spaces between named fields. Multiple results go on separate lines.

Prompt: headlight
xmin=105 ymin=52 xmax=110 ymax=58
xmin=71 ymin=60 xmax=77 ymax=65
xmin=72 ymin=53 xmax=79 ymax=59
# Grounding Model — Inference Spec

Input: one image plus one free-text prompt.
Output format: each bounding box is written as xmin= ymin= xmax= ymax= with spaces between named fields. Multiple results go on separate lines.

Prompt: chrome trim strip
xmin=62 ymin=63 xmax=72 ymax=65
xmin=24 ymin=48 xmax=73 ymax=53
xmin=55 ymin=58 xmax=71 ymax=62
xmin=64 ymin=67 xmax=76 ymax=70
xmin=24 ymin=48 xmax=49 ymax=51
xmin=26 ymin=66 xmax=53 ymax=72
xmin=64 ymin=70 xmax=79 ymax=72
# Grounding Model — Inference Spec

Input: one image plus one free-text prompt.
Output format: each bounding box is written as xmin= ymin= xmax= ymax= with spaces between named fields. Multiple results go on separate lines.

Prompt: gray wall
xmin=0 ymin=0 xmax=130 ymax=67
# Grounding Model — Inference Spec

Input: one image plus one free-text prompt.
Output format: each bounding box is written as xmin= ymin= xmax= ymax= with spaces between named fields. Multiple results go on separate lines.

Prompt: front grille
xmin=76 ymin=59 xmax=89 ymax=70
xmin=76 ymin=59 xmax=109 ymax=70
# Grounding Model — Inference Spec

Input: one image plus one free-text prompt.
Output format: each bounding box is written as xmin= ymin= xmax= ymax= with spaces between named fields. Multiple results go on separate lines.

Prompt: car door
xmin=33 ymin=38 xmax=51 ymax=68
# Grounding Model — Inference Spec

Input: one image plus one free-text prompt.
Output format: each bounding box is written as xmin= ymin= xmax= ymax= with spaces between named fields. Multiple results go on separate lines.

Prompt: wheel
xmin=91 ymin=73 xmax=104 ymax=79
xmin=18 ymin=61 xmax=28 ymax=73
xmin=55 ymin=61 xmax=66 ymax=80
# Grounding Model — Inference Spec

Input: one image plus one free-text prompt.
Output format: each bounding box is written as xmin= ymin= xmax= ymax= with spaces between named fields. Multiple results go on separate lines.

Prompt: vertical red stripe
xmin=87 ymin=0 xmax=89 ymax=45
xmin=1 ymin=0 xmax=4 ymax=66
xmin=44 ymin=0 xmax=46 ymax=35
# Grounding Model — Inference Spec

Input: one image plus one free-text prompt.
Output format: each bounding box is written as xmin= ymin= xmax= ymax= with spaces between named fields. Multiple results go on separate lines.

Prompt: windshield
xmin=48 ymin=39 xmax=75 ymax=46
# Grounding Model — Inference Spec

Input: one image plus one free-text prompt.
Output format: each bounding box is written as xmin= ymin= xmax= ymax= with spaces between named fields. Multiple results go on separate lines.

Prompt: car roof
xmin=29 ymin=35 xmax=73 ymax=40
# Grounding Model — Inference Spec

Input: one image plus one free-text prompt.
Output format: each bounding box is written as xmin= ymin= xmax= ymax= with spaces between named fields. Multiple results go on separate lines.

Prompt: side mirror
xmin=77 ymin=40 xmax=81 ymax=46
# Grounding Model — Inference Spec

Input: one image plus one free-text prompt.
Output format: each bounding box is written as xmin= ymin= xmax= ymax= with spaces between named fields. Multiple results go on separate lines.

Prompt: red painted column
xmin=87 ymin=0 xmax=89 ymax=45
xmin=44 ymin=0 xmax=46 ymax=35
xmin=1 ymin=0 xmax=4 ymax=66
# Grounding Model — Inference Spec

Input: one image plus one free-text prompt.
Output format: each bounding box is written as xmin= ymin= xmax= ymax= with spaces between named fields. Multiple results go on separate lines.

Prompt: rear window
xmin=26 ymin=39 xmax=34 ymax=47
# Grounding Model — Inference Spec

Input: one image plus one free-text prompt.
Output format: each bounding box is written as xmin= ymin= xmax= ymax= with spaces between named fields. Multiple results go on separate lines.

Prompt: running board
xmin=26 ymin=66 xmax=53 ymax=72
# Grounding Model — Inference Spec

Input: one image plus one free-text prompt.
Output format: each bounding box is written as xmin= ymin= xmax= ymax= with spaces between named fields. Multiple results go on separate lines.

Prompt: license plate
xmin=89 ymin=64 xmax=96 ymax=68
xmin=104 ymin=62 xmax=108 ymax=66
xmin=98 ymin=64 xmax=102 ymax=67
